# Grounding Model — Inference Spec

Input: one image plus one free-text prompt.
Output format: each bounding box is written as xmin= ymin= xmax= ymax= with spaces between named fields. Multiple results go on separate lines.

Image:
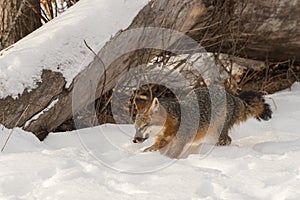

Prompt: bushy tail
xmin=238 ymin=91 xmax=272 ymax=121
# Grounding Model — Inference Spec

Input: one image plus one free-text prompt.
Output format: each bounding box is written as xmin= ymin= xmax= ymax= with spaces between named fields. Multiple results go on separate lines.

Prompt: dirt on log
xmin=1 ymin=0 xmax=299 ymax=140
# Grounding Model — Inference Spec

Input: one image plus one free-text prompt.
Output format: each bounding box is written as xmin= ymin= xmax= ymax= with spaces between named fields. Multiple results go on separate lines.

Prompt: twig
xmin=84 ymin=40 xmax=106 ymax=94
xmin=187 ymin=21 xmax=221 ymax=33
xmin=1 ymin=104 xmax=30 ymax=152
xmin=83 ymin=40 xmax=107 ymax=122
xmin=288 ymin=60 xmax=299 ymax=82
xmin=265 ymin=96 xmax=277 ymax=111
xmin=2 ymin=112 xmax=5 ymax=131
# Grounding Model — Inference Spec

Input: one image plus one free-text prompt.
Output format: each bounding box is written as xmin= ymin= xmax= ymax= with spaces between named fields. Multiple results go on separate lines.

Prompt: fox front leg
xmin=217 ymin=135 xmax=232 ymax=146
xmin=143 ymin=145 xmax=158 ymax=152
xmin=143 ymin=137 xmax=169 ymax=152
xmin=216 ymin=127 xmax=232 ymax=146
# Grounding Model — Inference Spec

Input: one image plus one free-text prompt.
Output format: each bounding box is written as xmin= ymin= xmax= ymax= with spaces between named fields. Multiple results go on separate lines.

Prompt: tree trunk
xmin=128 ymin=0 xmax=300 ymax=63
xmin=0 ymin=0 xmax=42 ymax=50
xmin=1 ymin=0 xmax=299 ymax=139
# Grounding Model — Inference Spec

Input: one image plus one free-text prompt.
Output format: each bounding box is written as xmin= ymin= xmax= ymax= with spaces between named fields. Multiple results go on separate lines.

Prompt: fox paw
xmin=143 ymin=146 xmax=158 ymax=152
xmin=217 ymin=135 xmax=232 ymax=146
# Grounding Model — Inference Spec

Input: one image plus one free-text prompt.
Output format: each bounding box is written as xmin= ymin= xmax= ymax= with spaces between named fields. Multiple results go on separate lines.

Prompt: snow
xmin=0 ymin=0 xmax=299 ymax=198
xmin=0 ymin=0 xmax=148 ymax=98
xmin=24 ymin=98 xmax=59 ymax=128
xmin=1 ymin=84 xmax=300 ymax=200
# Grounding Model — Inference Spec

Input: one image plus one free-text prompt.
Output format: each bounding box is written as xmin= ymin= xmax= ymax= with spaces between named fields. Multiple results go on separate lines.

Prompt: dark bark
xmin=129 ymin=0 xmax=300 ymax=63
xmin=0 ymin=70 xmax=66 ymax=139
xmin=0 ymin=0 xmax=42 ymax=50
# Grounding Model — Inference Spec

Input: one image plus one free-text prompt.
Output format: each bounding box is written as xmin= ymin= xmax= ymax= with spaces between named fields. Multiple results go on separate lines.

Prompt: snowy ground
xmin=0 ymin=84 xmax=300 ymax=200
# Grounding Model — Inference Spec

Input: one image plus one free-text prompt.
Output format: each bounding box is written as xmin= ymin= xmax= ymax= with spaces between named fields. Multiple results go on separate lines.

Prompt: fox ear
xmin=134 ymin=99 xmax=148 ymax=112
xmin=133 ymin=101 xmax=142 ymax=112
xmin=150 ymin=97 xmax=160 ymax=113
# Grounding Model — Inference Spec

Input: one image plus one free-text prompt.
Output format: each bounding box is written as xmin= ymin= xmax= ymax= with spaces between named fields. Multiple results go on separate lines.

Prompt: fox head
xmin=133 ymin=98 xmax=167 ymax=143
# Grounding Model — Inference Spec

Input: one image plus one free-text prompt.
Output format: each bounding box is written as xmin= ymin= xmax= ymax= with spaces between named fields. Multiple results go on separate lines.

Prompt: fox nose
xmin=132 ymin=133 xmax=149 ymax=143
xmin=133 ymin=137 xmax=146 ymax=143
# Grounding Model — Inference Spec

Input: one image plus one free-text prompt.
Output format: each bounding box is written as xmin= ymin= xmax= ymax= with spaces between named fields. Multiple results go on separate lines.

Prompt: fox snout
xmin=133 ymin=136 xmax=148 ymax=143
xmin=133 ymin=128 xmax=149 ymax=143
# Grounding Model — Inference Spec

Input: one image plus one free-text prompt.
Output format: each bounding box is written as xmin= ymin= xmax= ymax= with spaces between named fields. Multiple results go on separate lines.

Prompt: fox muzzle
xmin=132 ymin=137 xmax=148 ymax=143
xmin=132 ymin=130 xmax=149 ymax=143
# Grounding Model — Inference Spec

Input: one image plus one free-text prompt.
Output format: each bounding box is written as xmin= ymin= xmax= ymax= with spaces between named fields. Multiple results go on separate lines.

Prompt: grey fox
xmin=132 ymin=87 xmax=272 ymax=158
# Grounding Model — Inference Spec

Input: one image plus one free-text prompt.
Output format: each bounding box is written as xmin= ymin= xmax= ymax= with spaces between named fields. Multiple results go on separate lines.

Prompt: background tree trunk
xmin=1 ymin=0 xmax=299 ymax=139
xmin=129 ymin=0 xmax=300 ymax=63
xmin=0 ymin=0 xmax=42 ymax=50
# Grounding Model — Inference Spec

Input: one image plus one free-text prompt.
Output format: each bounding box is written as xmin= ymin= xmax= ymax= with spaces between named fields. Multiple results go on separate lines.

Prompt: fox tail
xmin=238 ymin=91 xmax=272 ymax=121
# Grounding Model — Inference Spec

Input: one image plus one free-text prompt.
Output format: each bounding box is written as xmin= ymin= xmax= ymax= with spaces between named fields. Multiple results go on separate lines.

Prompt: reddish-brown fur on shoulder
xmin=151 ymin=108 xmax=178 ymax=150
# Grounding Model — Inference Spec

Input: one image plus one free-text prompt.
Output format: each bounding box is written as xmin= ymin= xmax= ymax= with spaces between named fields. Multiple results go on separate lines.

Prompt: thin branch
xmin=1 ymin=104 xmax=30 ymax=152
xmin=83 ymin=40 xmax=107 ymax=115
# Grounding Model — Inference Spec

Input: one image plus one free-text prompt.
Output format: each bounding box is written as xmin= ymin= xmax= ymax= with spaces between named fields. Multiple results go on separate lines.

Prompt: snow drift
xmin=0 ymin=84 xmax=299 ymax=199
